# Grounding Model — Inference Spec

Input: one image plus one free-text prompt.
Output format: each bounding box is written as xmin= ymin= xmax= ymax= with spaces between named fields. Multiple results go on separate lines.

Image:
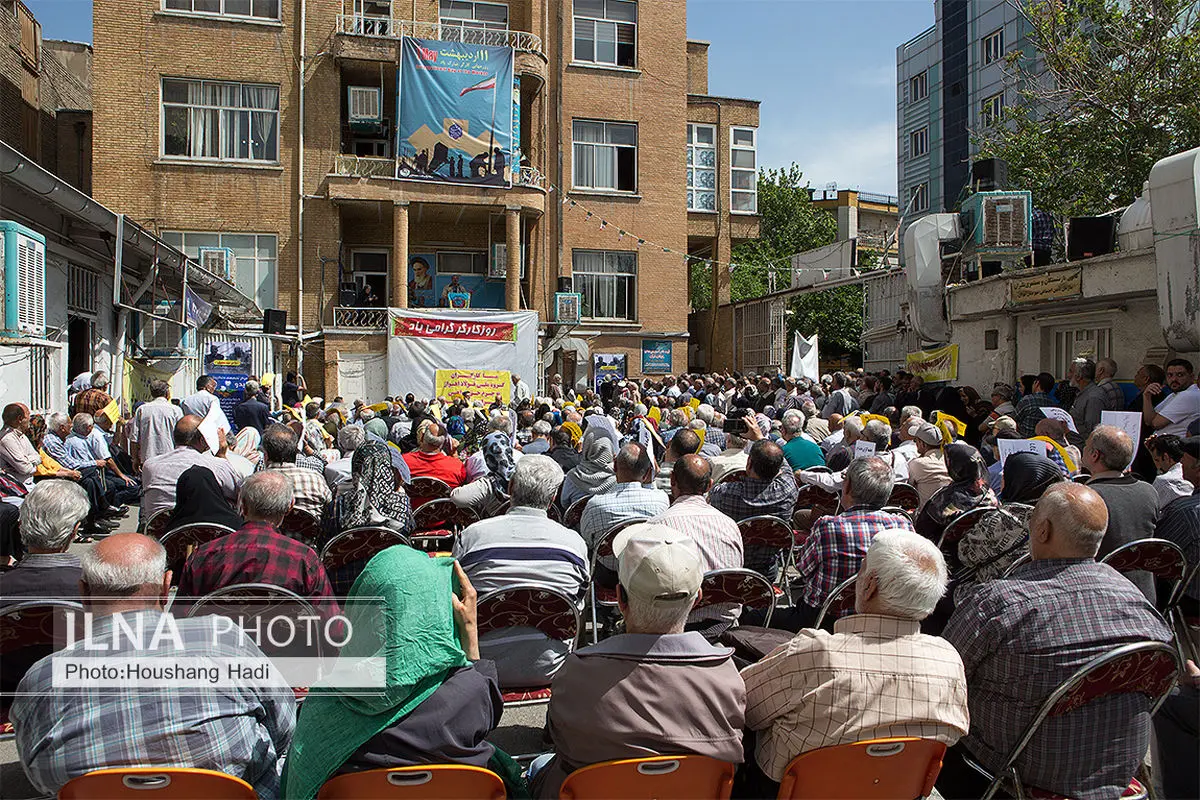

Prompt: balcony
xmin=332 ymin=306 xmax=388 ymax=330
xmin=327 ymin=156 xmax=547 ymax=214
xmin=333 ymin=154 xmax=546 ymax=188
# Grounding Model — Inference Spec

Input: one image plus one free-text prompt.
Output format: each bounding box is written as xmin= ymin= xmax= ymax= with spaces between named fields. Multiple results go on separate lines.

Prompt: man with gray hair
xmin=179 ymin=470 xmax=340 ymax=620
xmin=742 ymin=529 xmax=967 ymax=794
xmin=820 ymin=372 xmax=859 ymax=420
xmin=233 ymin=379 xmax=271 ymax=435
xmin=1069 ymin=358 xmax=1106 ymax=441
xmin=581 ymin=443 xmax=670 ymax=576
xmin=938 ymin=483 xmax=1172 ymax=799
xmin=324 ymin=423 xmax=367 ymax=492
xmin=454 ymin=455 xmax=588 ymax=688
xmin=0 ymin=480 xmax=90 ymax=605
xmin=11 ymin=533 xmax=296 ymax=797
xmin=64 ymin=413 xmax=139 ymax=505
xmin=261 ymin=423 xmax=332 ymax=518
xmin=522 ymin=420 xmax=553 ymax=455
xmin=129 ymin=379 xmax=182 ymax=470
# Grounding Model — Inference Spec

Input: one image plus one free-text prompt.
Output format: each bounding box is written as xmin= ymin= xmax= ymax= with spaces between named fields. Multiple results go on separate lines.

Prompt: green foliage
xmin=787 ymin=285 xmax=865 ymax=361
xmin=974 ymin=0 xmax=1200 ymax=217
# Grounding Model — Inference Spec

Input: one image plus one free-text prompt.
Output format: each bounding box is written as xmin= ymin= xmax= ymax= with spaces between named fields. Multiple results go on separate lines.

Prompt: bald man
xmin=139 ymin=415 xmax=241 ymax=521
xmin=938 ymin=484 xmax=1172 ymax=800
xmin=12 ymin=533 xmax=295 ymax=798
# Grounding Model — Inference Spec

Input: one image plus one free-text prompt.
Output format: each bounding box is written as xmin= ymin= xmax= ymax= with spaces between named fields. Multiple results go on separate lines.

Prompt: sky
xmin=23 ymin=0 xmax=934 ymax=195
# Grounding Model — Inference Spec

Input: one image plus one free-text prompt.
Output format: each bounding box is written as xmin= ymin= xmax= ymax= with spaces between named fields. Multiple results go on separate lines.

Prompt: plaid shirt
xmin=709 ymin=468 xmax=799 ymax=524
xmin=794 ymin=507 xmax=915 ymax=609
xmin=178 ymin=522 xmax=341 ymax=621
xmin=580 ymin=482 xmax=670 ymax=568
xmin=1031 ymin=208 xmax=1054 ymax=250
xmin=1096 ymin=377 xmax=1126 ymax=413
xmin=1013 ymin=392 xmax=1057 ymax=437
xmin=263 ymin=462 xmax=332 ymax=518
xmin=73 ymin=387 xmax=112 ymax=419
xmin=944 ymin=559 xmax=1173 ymax=800
xmin=11 ymin=610 xmax=295 ymax=798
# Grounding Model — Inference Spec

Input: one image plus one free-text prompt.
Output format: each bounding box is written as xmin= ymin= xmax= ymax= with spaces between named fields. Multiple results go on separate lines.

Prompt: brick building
xmin=92 ymin=0 xmax=760 ymax=398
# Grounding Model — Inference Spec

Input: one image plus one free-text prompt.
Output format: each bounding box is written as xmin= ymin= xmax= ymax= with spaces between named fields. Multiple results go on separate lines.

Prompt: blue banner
xmin=397 ymin=37 xmax=516 ymax=187
xmin=641 ymin=340 xmax=673 ymax=374
xmin=203 ymin=341 xmax=252 ymax=434
xmin=594 ymin=353 xmax=626 ymax=391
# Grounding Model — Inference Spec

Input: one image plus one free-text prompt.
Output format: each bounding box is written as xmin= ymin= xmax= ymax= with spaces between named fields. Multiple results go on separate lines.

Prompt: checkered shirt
xmin=652 ymin=495 xmax=745 ymax=623
xmin=1013 ymin=392 xmax=1057 ymax=437
xmin=1096 ymin=378 xmax=1126 ymax=412
xmin=1155 ymin=492 xmax=1200 ymax=601
xmin=944 ymin=559 xmax=1173 ymax=800
xmin=794 ymin=507 xmax=915 ymax=609
xmin=263 ymin=462 xmax=332 ymax=518
xmin=1031 ymin=208 xmax=1054 ymax=250
xmin=11 ymin=610 xmax=295 ymax=798
xmin=580 ymin=482 xmax=670 ymax=569
xmin=709 ymin=469 xmax=799 ymax=575
xmin=72 ymin=388 xmax=113 ymax=420
xmin=742 ymin=614 xmax=969 ymax=781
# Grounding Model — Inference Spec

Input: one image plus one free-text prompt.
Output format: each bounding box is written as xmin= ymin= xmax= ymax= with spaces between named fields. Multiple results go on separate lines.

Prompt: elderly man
xmin=324 ymin=424 xmax=366 ymax=493
xmin=820 ymin=372 xmax=859 ymax=420
xmin=140 ymin=415 xmax=241 ymax=521
xmin=454 ymin=455 xmax=588 ymax=688
xmin=1083 ymin=425 xmax=1160 ymax=603
xmin=179 ymin=471 xmax=339 ymax=620
xmin=530 ymin=523 xmax=745 ymax=797
xmin=797 ymin=419 xmax=902 ymax=495
xmin=523 ymin=420 xmax=553 ymax=455
xmin=654 ymin=429 xmax=700 ymax=493
xmin=129 ymin=379 xmax=183 ymax=470
xmin=709 ymin=425 xmax=750 ymax=484
xmin=1142 ymin=358 xmax=1200 ymax=436
xmin=12 ymin=533 xmax=296 ymax=798
xmin=1068 ymin=359 xmax=1107 ymax=442
xmin=905 ymin=420 xmax=951 ymax=507
xmin=64 ymin=413 xmax=139 ymax=505
xmin=511 ymin=373 xmax=533 ymax=407
xmin=261 ymin=423 xmax=332 ymax=519
xmin=710 ymin=437 xmax=799 ymax=578
xmin=0 ymin=402 xmax=41 ymax=487
xmin=742 ymin=529 xmax=968 ymax=795
xmin=938 ymin=483 xmax=1172 ymax=800
xmin=579 ymin=442 xmax=669 ymax=583
xmin=180 ymin=374 xmax=219 ymax=418
xmin=233 ymin=379 xmax=271 ymax=434
xmin=781 ymin=410 xmax=824 ymax=471
xmin=0 ymin=480 xmax=90 ymax=605
xmin=71 ymin=371 xmax=113 ymax=419
xmin=403 ymin=421 xmax=467 ymax=491
xmin=1094 ymin=358 xmax=1125 ymax=412
xmin=41 ymin=412 xmax=122 ymax=536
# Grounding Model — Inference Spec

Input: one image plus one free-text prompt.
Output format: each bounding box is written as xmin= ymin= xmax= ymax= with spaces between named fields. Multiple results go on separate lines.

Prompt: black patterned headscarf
xmin=482 ymin=431 xmax=516 ymax=497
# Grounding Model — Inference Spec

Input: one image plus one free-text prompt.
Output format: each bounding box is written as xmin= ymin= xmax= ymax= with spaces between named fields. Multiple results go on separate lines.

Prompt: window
xmin=909 ymin=126 xmax=929 ymax=158
xmin=980 ymin=92 xmax=1004 ymax=127
xmin=439 ymin=0 xmax=509 ymax=44
xmin=163 ymin=0 xmax=280 ymax=21
xmin=438 ymin=251 xmax=488 ymax=275
xmin=350 ymin=250 xmax=388 ymax=305
xmin=572 ymin=120 xmax=637 ymax=192
xmin=910 ymin=182 xmax=929 ymax=213
xmin=1051 ymin=325 xmax=1111 ymax=378
xmin=909 ymin=71 xmax=928 ymax=102
xmin=163 ymin=231 xmax=277 ymax=310
xmin=573 ymin=250 xmax=637 ymax=321
xmin=982 ymin=28 xmax=1004 ymax=65
xmin=573 ymin=0 xmax=637 ymax=68
xmin=687 ymin=123 xmax=716 ymax=212
xmin=162 ymin=79 xmax=280 ymax=162
xmin=730 ymin=126 xmax=757 ymax=213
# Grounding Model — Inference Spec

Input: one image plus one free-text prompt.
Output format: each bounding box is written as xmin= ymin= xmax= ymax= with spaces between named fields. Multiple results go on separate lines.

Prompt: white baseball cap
xmin=613 ymin=523 xmax=703 ymax=608
xmin=907 ymin=419 xmax=943 ymax=446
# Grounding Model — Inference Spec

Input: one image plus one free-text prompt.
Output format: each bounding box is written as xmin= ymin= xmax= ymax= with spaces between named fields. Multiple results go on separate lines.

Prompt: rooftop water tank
xmin=1118 ymin=181 xmax=1153 ymax=252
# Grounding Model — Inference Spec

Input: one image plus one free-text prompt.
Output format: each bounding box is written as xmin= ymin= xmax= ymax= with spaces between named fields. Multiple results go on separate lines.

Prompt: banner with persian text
xmin=905 ymin=344 xmax=959 ymax=382
xmin=435 ymin=369 xmax=512 ymax=404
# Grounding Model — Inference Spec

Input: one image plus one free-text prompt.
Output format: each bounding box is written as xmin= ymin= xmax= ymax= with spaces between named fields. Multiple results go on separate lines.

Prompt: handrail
xmin=336 ymin=15 xmax=544 ymax=55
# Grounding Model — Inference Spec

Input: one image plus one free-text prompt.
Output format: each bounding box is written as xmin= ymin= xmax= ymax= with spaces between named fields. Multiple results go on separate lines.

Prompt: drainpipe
xmin=296 ymin=0 xmax=307 ymax=375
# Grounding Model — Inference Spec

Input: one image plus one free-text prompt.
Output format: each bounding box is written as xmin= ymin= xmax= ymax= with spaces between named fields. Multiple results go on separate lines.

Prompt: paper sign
xmin=98 ymin=399 xmax=120 ymax=426
xmin=434 ymin=369 xmax=512 ymax=404
xmin=260 ymin=372 xmax=276 ymax=388
xmin=853 ymin=440 xmax=878 ymax=459
xmin=1040 ymin=406 xmax=1078 ymax=433
xmin=1100 ymin=410 xmax=1143 ymax=470
xmin=997 ymin=438 xmax=1045 ymax=466
xmin=198 ymin=400 xmax=225 ymax=455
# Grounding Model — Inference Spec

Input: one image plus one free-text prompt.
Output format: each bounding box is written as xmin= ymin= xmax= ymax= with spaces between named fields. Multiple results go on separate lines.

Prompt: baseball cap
xmin=987 ymin=415 xmax=1018 ymax=433
xmin=1181 ymin=437 xmax=1200 ymax=461
xmin=907 ymin=419 xmax=943 ymax=446
xmin=613 ymin=523 xmax=703 ymax=608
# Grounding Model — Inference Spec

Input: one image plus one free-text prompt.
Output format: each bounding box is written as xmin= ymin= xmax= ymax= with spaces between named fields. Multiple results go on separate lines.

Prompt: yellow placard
xmin=98 ymin=399 xmax=121 ymax=425
xmin=367 ymin=402 xmax=389 ymax=412
xmin=260 ymin=372 xmax=276 ymax=388
xmin=434 ymin=369 xmax=512 ymax=404
xmin=689 ymin=398 xmax=701 ymax=410
xmin=905 ymin=344 xmax=959 ymax=382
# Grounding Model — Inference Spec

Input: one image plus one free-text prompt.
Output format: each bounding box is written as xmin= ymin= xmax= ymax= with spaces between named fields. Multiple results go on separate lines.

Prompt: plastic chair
xmin=411 ymin=499 xmax=479 ymax=550
xmin=477 ymin=584 xmax=582 ymax=706
xmin=776 ymin=737 xmax=947 ymax=799
xmin=888 ymin=483 xmax=921 ymax=513
xmin=795 ymin=484 xmax=840 ymax=516
xmin=936 ymin=506 xmax=998 ymax=573
xmin=1001 ymin=552 xmax=1032 ymax=577
xmin=715 ymin=468 xmax=747 ymax=486
xmin=408 ymin=476 xmax=452 ymax=508
xmin=158 ymin=522 xmax=236 ymax=578
xmin=59 ymin=767 xmax=256 ymax=799
xmin=0 ymin=599 xmax=83 ymax=741
xmin=697 ymin=569 xmax=777 ymax=628
xmin=559 ymin=755 xmax=736 ymax=799
xmin=964 ymin=641 xmax=1180 ymax=800
xmin=317 ymin=764 xmax=506 ymax=799
xmin=321 ymin=526 xmax=411 ymax=592
xmin=1100 ymin=538 xmax=1192 ymax=662
xmin=813 ymin=574 xmax=857 ymax=630
xmin=562 ymin=495 xmax=591 ymax=532
xmin=281 ymin=508 xmax=323 ymax=545
xmin=738 ymin=516 xmax=796 ymax=602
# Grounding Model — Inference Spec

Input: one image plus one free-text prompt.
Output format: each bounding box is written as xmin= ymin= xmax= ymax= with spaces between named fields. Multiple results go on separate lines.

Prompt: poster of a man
xmin=409 ymin=256 xmax=436 ymax=308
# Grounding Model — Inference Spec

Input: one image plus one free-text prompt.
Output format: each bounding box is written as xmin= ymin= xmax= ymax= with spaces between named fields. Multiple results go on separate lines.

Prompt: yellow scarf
xmin=1032 ymin=436 xmax=1077 ymax=473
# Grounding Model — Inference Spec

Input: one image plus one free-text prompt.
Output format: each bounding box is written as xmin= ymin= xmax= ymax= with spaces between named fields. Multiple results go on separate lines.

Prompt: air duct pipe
xmin=902 ymin=213 xmax=960 ymax=343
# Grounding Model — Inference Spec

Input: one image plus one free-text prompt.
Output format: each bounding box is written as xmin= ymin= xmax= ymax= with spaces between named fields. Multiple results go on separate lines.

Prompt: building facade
xmin=92 ymin=0 xmax=760 ymax=398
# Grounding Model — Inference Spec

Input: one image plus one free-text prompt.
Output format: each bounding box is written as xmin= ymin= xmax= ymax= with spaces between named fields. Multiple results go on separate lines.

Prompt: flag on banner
xmin=790 ymin=333 xmax=820 ymax=382
xmin=459 ymin=74 xmax=497 ymax=96
xmin=183 ymin=285 xmax=212 ymax=329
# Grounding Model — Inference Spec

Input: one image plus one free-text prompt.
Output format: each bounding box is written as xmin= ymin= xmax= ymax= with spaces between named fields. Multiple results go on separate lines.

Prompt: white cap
xmin=613 ymin=523 xmax=703 ymax=608
xmin=907 ymin=419 xmax=943 ymax=446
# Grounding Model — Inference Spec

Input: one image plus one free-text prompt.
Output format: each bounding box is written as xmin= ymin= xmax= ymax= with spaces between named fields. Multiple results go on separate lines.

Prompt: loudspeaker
xmin=557 ymin=277 xmax=573 ymax=294
xmin=339 ymin=282 xmax=358 ymax=307
xmin=972 ymin=158 xmax=1008 ymax=191
xmin=263 ymin=309 xmax=287 ymax=335
xmin=1068 ymin=217 xmax=1116 ymax=261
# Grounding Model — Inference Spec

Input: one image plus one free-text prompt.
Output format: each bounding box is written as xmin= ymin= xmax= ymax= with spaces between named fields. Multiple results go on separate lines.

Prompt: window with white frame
xmin=1050 ymin=325 xmax=1111 ymax=378
xmin=909 ymin=71 xmax=928 ymax=102
xmin=687 ymin=123 xmax=717 ymax=212
xmin=982 ymin=28 xmax=1004 ymax=65
xmin=162 ymin=231 xmax=277 ymax=310
xmin=573 ymin=250 xmax=637 ymax=321
xmin=910 ymin=182 xmax=929 ymax=213
xmin=439 ymin=0 xmax=509 ymax=43
xmin=163 ymin=0 xmax=280 ymax=21
xmin=162 ymin=79 xmax=280 ymax=162
xmin=980 ymin=92 xmax=1004 ymax=127
xmin=730 ymin=126 xmax=757 ymax=213
xmin=572 ymin=120 xmax=637 ymax=192
xmin=573 ymin=0 xmax=637 ymax=68
xmin=910 ymin=126 xmax=929 ymax=158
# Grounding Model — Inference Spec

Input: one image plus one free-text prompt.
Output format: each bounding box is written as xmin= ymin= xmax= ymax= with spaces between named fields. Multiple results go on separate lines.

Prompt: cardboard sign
xmin=997 ymin=438 xmax=1045 ymax=466
xmin=1040 ymin=406 xmax=1078 ymax=433
xmin=1100 ymin=410 xmax=1144 ymax=470
xmin=853 ymin=440 xmax=878 ymax=459
xmin=434 ymin=369 xmax=512 ymax=404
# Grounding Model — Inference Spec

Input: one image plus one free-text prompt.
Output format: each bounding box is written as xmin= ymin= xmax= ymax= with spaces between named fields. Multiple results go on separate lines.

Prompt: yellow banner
xmin=122 ymin=359 xmax=176 ymax=405
xmin=435 ymin=369 xmax=512 ymax=404
xmin=906 ymin=344 xmax=959 ymax=382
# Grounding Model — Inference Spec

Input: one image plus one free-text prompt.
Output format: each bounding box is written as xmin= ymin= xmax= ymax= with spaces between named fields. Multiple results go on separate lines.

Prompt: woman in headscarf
xmin=232 ymin=426 xmax=263 ymax=466
xmin=336 ymin=441 xmax=415 ymax=535
xmin=956 ymin=451 xmax=1063 ymax=585
xmin=283 ymin=551 xmax=509 ymax=800
xmin=450 ymin=431 xmax=515 ymax=519
xmin=559 ymin=428 xmax=616 ymax=508
xmin=167 ymin=465 xmax=243 ymax=532
xmin=914 ymin=442 xmax=999 ymax=540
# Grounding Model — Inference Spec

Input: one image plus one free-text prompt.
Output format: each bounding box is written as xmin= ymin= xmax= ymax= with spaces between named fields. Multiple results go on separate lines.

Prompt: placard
xmin=434 ymin=369 xmax=512 ymax=404
xmin=593 ymin=353 xmax=626 ymax=390
xmin=1040 ymin=405 xmax=1078 ymax=433
xmin=203 ymin=340 xmax=251 ymax=432
xmin=853 ymin=440 xmax=878 ymax=459
xmin=997 ymin=438 xmax=1045 ymax=466
xmin=1100 ymin=410 xmax=1143 ymax=470
xmin=905 ymin=344 xmax=959 ymax=382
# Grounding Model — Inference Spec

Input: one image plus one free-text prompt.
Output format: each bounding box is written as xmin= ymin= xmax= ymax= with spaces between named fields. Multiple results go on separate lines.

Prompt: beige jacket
xmin=906 ymin=450 xmax=951 ymax=509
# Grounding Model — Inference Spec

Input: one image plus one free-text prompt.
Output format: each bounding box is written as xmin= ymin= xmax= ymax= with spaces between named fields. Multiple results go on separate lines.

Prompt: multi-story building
xmin=896 ymin=0 xmax=1040 ymax=240
xmin=92 ymin=0 xmax=760 ymax=397
xmin=808 ymin=187 xmax=899 ymax=264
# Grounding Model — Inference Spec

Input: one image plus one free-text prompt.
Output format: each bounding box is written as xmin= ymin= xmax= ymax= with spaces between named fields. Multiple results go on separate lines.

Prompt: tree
xmin=974 ymin=0 xmax=1200 ymax=218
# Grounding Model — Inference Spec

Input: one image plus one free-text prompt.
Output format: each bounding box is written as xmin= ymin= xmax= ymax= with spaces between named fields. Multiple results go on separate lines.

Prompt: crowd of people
xmin=0 ymin=358 xmax=1197 ymax=799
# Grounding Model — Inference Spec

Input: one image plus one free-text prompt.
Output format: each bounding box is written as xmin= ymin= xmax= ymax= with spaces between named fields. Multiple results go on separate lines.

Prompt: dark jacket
xmin=233 ymin=397 xmax=271 ymax=433
xmin=0 ymin=553 xmax=82 ymax=607
xmin=1087 ymin=475 xmax=1160 ymax=604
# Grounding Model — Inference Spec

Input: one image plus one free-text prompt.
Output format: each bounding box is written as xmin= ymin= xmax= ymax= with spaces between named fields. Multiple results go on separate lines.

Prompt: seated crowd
xmin=0 ymin=360 xmax=1197 ymax=799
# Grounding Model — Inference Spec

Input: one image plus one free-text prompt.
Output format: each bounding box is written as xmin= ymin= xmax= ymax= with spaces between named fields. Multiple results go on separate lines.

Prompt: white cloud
xmin=760 ymin=121 xmax=898 ymax=195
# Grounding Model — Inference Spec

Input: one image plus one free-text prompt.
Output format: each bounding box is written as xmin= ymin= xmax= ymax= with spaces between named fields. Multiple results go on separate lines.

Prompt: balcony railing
xmin=336 ymin=15 xmax=543 ymax=55
xmin=333 ymin=154 xmax=547 ymax=189
xmin=333 ymin=307 xmax=388 ymax=329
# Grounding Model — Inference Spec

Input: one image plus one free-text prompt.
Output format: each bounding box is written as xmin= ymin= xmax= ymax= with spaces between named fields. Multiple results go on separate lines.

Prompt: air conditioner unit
xmin=198 ymin=247 xmax=235 ymax=281
xmin=348 ymin=86 xmax=383 ymax=124
xmin=137 ymin=300 xmax=192 ymax=357
xmin=960 ymin=190 xmax=1032 ymax=254
xmin=0 ymin=221 xmax=47 ymax=338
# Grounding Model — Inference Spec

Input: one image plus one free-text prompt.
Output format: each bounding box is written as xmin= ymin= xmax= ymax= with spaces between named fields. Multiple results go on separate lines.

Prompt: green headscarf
xmin=283 ymin=546 xmax=470 ymax=800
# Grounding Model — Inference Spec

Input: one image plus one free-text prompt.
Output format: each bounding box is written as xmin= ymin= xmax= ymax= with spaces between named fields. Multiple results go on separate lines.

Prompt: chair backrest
xmin=476 ymin=584 xmax=582 ymax=643
xmin=593 ymin=519 xmax=640 ymax=562
xmin=408 ymin=476 xmax=452 ymax=504
xmin=159 ymin=523 xmax=236 ymax=574
xmin=776 ymin=737 xmax=947 ymax=800
xmin=937 ymin=506 xmax=994 ymax=549
xmin=183 ymin=583 xmax=321 ymax=660
xmin=1001 ymin=552 xmax=1032 ymax=577
xmin=697 ymin=569 xmax=777 ymax=627
xmin=737 ymin=515 xmax=794 ymax=550
xmin=0 ymin=600 xmax=83 ymax=713
xmin=563 ymin=495 xmax=591 ymax=531
xmin=317 ymin=764 xmax=505 ymax=800
xmin=879 ymin=506 xmax=914 ymax=523
xmin=888 ymin=483 xmax=921 ymax=513
xmin=320 ymin=526 xmax=411 ymax=570
xmin=281 ymin=509 xmax=323 ymax=543
xmin=796 ymin=484 xmax=839 ymax=515
xmin=716 ymin=469 xmax=747 ymax=486
xmin=813 ymin=574 xmax=857 ymax=630
xmin=413 ymin=498 xmax=479 ymax=533
xmin=546 ymin=502 xmax=564 ymax=524
xmin=1100 ymin=538 xmax=1188 ymax=582
xmin=144 ymin=509 xmax=172 ymax=539
xmin=559 ymin=755 xmax=735 ymax=800
xmin=58 ymin=767 xmax=257 ymax=799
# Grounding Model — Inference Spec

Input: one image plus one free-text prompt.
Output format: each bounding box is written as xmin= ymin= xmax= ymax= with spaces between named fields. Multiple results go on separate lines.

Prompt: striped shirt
xmin=652 ymin=495 xmax=745 ymax=623
xmin=263 ymin=462 xmax=332 ymax=518
xmin=580 ymin=482 xmax=671 ymax=569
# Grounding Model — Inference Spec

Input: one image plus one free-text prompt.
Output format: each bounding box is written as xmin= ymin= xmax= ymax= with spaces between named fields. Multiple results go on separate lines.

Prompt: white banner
xmin=386 ymin=308 xmax=539 ymax=401
xmin=790 ymin=333 xmax=820 ymax=382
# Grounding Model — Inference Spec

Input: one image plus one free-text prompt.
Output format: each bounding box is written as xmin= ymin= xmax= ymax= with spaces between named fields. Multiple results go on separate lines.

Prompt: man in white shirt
xmin=140 ymin=415 xmax=241 ymax=521
xmin=181 ymin=374 xmax=219 ymax=418
xmin=0 ymin=403 xmax=41 ymax=488
xmin=1142 ymin=359 xmax=1200 ymax=437
xmin=129 ymin=380 xmax=183 ymax=470
xmin=510 ymin=373 xmax=533 ymax=407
